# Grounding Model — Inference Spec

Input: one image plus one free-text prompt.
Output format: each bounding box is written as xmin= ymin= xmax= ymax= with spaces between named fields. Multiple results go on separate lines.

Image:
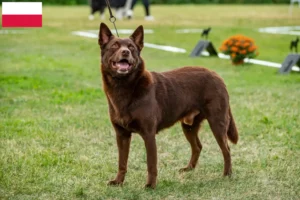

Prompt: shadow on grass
xmin=101 ymin=172 xmax=241 ymax=199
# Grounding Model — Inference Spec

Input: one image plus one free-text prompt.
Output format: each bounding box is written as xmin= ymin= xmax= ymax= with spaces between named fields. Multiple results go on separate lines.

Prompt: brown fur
xmin=98 ymin=23 xmax=238 ymax=189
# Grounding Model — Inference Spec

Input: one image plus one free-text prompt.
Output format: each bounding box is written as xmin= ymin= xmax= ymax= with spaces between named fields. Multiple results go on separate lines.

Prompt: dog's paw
xmin=223 ymin=169 xmax=232 ymax=177
xmin=144 ymin=183 xmax=156 ymax=189
xmin=179 ymin=166 xmax=194 ymax=173
xmin=107 ymin=180 xmax=123 ymax=186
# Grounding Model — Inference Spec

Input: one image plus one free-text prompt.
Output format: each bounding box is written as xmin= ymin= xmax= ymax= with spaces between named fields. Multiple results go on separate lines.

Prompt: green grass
xmin=1 ymin=4 xmax=300 ymax=200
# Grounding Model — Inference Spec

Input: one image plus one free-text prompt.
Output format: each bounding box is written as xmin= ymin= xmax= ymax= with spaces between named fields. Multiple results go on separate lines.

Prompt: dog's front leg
xmin=108 ymin=124 xmax=132 ymax=186
xmin=141 ymin=133 xmax=157 ymax=189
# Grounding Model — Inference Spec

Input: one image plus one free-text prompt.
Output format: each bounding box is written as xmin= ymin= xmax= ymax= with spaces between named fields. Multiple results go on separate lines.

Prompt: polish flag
xmin=2 ymin=2 xmax=42 ymax=28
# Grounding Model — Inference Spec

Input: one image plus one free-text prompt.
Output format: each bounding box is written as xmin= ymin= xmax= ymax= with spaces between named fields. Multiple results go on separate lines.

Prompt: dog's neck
xmin=101 ymin=60 xmax=153 ymax=113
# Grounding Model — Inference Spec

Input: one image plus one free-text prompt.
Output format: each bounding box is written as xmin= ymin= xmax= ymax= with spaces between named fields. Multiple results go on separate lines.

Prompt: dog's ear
xmin=130 ymin=25 xmax=144 ymax=51
xmin=99 ymin=23 xmax=114 ymax=48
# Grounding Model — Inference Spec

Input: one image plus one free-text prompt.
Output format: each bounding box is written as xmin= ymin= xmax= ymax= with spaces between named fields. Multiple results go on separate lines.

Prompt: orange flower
xmin=243 ymin=42 xmax=250 ymax=48
xmin=240 ymin=49 xmax=247 ymax=55
xmin=234 ymin=35 xmax=244 ymax=40
xmin=248 ymin=45 xmax=257 ymax=52
xmin=219 ymin=34 xmax=258 ymax=65
xmin=219 ymin=45 xmax=227 ymax=51
xmin=223 ymin=39 xmax=230 ymax=45
xmin=245 ymin=38 xmax=254 ymax=43
xmin=231 ymin=46 xmax=239 ymax=52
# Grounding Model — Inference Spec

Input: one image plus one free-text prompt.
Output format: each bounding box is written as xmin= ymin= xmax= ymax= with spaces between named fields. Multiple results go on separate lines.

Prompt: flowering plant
xmin=219 ymin=35 xmax=259 ymax=65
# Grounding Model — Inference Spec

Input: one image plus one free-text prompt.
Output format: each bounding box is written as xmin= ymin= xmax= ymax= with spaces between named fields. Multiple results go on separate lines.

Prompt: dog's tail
xmin=227 ymin=107 xmax=238 ymax=144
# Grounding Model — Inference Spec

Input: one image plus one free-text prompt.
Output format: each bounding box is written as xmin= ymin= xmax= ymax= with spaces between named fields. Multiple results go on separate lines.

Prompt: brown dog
xmin=98 ymin=23 xmax=238 ymax=189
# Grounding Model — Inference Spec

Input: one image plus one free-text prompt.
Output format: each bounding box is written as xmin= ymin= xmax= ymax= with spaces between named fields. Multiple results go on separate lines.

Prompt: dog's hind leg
xmin=180 ymin=113 xmax=205 ymax=172
xmin=207 ymin=109 xmax=232 ymax=176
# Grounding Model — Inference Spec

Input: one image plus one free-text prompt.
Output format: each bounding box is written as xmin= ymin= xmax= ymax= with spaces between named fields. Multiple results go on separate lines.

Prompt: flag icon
xmin=2 ymin=2 xmax=42 ymax=28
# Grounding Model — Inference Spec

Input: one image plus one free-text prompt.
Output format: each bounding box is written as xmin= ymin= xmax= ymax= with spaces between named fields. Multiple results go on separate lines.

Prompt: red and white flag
xmin=2 ymin=2 xmax=42 ymax=28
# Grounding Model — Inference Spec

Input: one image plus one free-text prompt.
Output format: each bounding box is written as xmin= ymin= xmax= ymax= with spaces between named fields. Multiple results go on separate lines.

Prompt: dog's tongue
xmin=116 ymin=61 xmax=130 ymax=70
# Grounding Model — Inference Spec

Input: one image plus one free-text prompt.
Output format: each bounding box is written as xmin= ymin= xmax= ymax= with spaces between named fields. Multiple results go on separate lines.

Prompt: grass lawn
xmin=1 ymin=4 xmax=300 ymax=200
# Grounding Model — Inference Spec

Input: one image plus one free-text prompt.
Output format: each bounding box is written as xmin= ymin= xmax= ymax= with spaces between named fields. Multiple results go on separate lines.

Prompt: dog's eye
xmin=128 ymin=45 xmax=135 ymax=51
xmin=111 ymin=43 xmax=119 ymax=49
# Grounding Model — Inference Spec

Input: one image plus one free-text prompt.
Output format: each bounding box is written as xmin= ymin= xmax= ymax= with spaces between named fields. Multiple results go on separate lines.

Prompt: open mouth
xmin=112 ymin=59 xmax=132 ymax=74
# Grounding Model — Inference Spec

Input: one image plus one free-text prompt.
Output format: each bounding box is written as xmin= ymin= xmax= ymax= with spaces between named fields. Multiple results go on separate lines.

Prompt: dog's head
xmin=98 ymin=23 xmax=144 ymax=77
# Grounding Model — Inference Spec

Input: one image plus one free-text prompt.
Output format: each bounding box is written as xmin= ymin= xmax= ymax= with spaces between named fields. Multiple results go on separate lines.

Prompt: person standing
xmin=126 ymin=0 xmax=154 ymax=21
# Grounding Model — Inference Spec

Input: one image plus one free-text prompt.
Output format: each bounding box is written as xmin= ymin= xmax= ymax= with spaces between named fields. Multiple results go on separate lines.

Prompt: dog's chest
xmin=111 ymin=110 xmax=141 ymax=133
xmin=107 ymin=96 xmax=142 ymax=132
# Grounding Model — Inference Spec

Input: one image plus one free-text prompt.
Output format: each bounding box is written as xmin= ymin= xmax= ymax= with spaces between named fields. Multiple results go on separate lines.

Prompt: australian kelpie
xmin=98 ymin=23 xmax=238 ymax=189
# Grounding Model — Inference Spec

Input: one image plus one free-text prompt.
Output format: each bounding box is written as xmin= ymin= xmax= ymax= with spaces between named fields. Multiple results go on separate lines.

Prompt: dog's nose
xmin=122 ymin=49 xmax=130 ymax=56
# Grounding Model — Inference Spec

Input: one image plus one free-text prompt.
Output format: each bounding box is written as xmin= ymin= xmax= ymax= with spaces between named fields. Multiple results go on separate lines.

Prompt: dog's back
xmin=150 ymin=67 xmax=230 ymax=132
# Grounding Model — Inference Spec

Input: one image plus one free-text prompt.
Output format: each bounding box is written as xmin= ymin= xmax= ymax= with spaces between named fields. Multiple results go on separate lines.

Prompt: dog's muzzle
xmin=112 ymin=58 xmax=133 ymax=74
